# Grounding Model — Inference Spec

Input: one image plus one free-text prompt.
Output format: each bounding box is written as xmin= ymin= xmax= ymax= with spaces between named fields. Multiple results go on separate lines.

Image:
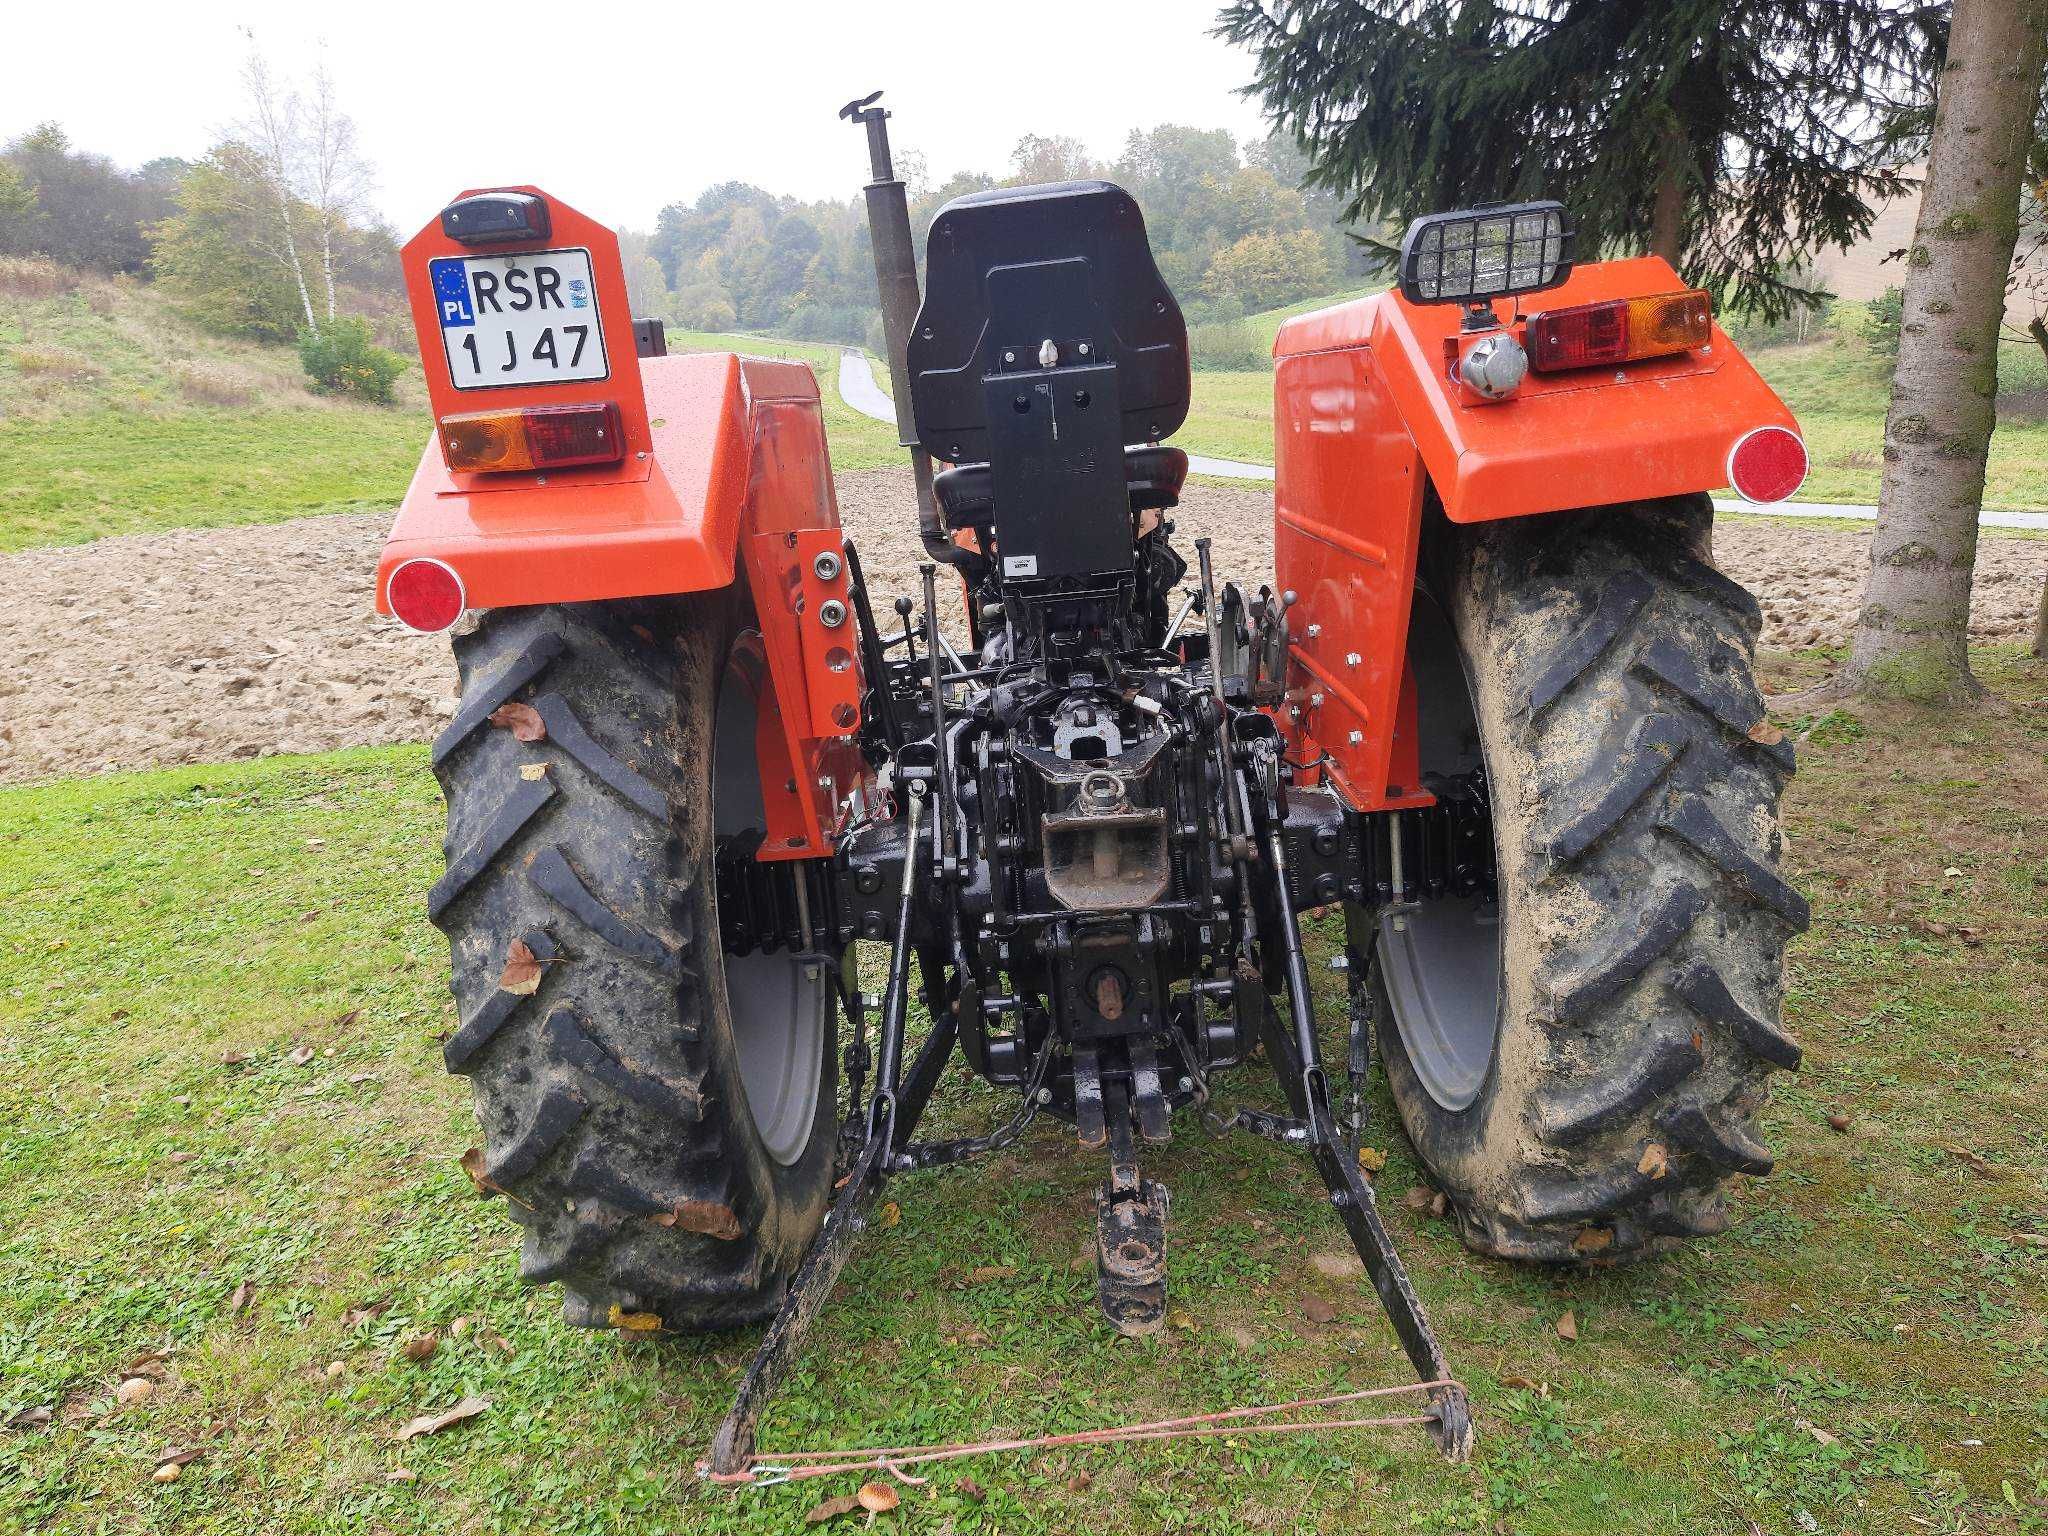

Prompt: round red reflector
xmin=387 ymin=558 xmax=466 ymax=633
xmin=1727 ymin=426 xmax=1807 ymax=504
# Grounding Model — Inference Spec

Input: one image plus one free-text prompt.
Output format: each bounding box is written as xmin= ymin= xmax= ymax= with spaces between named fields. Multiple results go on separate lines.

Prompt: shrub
xmin=10 ymin=344 xmax=100 ymax=380
xmin=173 ymin=361 xmax=257 ymax=407
xmin=0 ymin=255 xmax=74 ymax=299
xmin=1865 ymin=287 xmax=1904 ymax=358
xmin=1188 ymin=318 xmax=1269 ymax=372
xmin=297 ymin=316 xmax=403 ymax=403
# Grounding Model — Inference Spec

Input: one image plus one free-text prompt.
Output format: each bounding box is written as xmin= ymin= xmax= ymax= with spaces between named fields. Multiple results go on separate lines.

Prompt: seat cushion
xmin=932 ymin=445 xmax=1189 ymax=531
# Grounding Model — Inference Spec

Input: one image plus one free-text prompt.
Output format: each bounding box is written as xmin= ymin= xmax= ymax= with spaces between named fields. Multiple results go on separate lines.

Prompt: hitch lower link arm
xmin=703 ymin=785 xmax=929 ymax=1480
xmin=1257 ymin=785 xmax=1475 ymax=1462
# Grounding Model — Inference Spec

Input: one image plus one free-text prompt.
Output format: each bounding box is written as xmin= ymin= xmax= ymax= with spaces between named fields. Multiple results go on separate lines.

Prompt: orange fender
xmin=1272 ymin=257 xmax=1801 ymax=814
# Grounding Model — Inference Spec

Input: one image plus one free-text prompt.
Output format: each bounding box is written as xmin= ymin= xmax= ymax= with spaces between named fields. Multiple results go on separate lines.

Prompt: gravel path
xmin=2 ymin=467 xmax=2041 ymax=785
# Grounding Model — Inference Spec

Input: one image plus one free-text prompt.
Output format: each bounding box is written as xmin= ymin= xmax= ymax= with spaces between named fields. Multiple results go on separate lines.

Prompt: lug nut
xmin=818 ymin=599 xmax=848 ymax=628
xmin=812 ymin=550 xmax=842 ymax=581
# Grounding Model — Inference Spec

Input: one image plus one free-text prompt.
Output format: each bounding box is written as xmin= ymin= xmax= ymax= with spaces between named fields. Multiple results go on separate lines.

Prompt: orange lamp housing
xmin=1526 ymin=289 xmax=1713 ymax=372
xmin=438 ymin=401 xmax=625 ymax=474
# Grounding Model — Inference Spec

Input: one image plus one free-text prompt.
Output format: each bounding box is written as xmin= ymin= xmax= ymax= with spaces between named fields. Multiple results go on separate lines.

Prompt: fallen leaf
xmin=227 ymin=1281 xmax=255 ymax=1316
xmin=805 ymin=1492 xmax=862 ymax=1523
xmin=857 ymin=1481 xmax=899 ymax=1513
xmin=1637 ymin=1143 xmax=1669 ymax=1179
xmin=877 ymin=1201 xmax=901 ymax=1229
xmin=458 ymin=1148 xmax=503 ymax=1198
xmin=1747 ymin=719 xmax=1785 ymax=746
xmin=497 ymin=939 xmax=544 ymax=996
xmin=341 ymin=1299 xmax=392 ymax=1329
xmin=488 ymin=702 xmax=546 ymax=742
xmin=385 ymin=1468 xmax=417 ymax=1484
xmin=1167 ymin=1306 xmax=1196 ymax=1332
xmin=1499 ymin=1375 xmax=1545 ymax=1394
xmin=964 ymin=1265 xmax=1017 ymax=1285
xmin=330 ymin=1008 xmax=362 ymax=1030
xmin=1572 ymin=1226 xmax=1614 ymax=1255
xmin=1300 ymin=1294 xmax=1337 ymax=1325
xmin=1401 ymin=1187 xmax=1435 ymax=1212
xmin=155 ymin=1447 xmax=205 ymax=1470
xmin=324 ymin=1360 xmax=344 ymax=1380
xmin=1068 ymin=1469 xmax=1093 ymax=1492
xmin=217 ymin=1050 xmax=250 ymax=1067
xmin=518 ymin=762 xmax=549 ymax=781
xmin=1942 ymin=865 xmax=1963 ymax=879
xmin=656 ymin=1200 xmax=744 ymax=1241
xmin=397 ymin=1396 xmax=489 ymax=1441
xmin=6 ymin=1406 xmax=52 ymax=1431
xmin=162 ymin=1152 xmax=197 ymax=1165
xmin=401 ymin=1331 xmax=439 ymax=1364
xmin=1555 ymin=1310 xmax=1579 ymax=1342
xmin=956 ymin=1476 xmax=986 ymax=1502
xmin=287 ymin=1044 xmax=315 ymax=1067
xmin=1945 ymin=1145 xmax=1993 ymax=1177
xmin=1429 ymin=1191 xmax=1447 ymax=1218
xmin=607 ymin=1306 xmax=663 ymax=1332
xmin=2012 ymin=1233 xmax=2048 ymax=1249
xmin=152 ymin=1462 xmax=182 ymax=1484
xmin=1356 ymin=1145 xmax=1387 ymax=1173
xmin=122 ymin=1349 xmax=170 ymax=1376
xmin=1807 ymin=1423 xmax=1837 ymax=1447
xmin=118 ymin=1377 xmax=157 ymax=1409
xmin=1827 ymin=1112 xmax=1851 ymax=1133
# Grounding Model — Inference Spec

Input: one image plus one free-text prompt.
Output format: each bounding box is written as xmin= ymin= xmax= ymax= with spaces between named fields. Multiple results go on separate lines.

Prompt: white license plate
xmin=429 ymin=247 xmax=609 ymax=390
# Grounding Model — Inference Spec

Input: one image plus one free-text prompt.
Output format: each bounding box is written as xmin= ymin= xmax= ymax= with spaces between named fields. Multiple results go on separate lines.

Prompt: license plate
xmin=430 ymin=247 xmax=609 ymax=391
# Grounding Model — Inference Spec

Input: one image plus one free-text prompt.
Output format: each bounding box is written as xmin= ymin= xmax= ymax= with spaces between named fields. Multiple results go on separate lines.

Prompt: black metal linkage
xmin=1259 ymin=791 xmax=1474 ymax=1462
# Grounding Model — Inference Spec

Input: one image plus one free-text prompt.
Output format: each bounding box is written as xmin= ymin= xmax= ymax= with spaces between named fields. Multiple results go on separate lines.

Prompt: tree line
xmin=637 ymin=127 xmax=1370 ymax=348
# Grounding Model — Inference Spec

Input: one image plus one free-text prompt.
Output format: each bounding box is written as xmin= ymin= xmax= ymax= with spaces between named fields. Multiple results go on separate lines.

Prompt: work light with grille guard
xmin=1399 ymin=201 xmax=1574 ymax=326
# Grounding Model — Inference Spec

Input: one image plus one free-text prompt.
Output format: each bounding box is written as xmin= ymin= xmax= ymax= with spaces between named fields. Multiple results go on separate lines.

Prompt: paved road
xmin=835 ymin=350 xmax=2048 ymax=528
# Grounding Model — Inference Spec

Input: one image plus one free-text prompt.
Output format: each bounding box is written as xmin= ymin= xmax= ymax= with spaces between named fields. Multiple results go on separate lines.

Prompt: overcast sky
xmin=9 ymin=0 xmax=1276 ymax=233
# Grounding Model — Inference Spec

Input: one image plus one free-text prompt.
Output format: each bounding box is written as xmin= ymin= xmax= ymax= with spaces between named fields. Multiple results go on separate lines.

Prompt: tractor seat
xmin=934 ymin=444 xmax=1188 ymax=531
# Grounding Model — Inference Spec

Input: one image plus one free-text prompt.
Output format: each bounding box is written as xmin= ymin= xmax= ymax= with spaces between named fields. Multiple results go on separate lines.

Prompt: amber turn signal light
xmin=1526 ymin=290 xmax=1712 ymax=373
xmin=439 ymin=402 xmax=625 ymax=474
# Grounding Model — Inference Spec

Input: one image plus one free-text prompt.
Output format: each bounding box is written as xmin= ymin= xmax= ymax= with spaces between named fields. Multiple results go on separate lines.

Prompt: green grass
xmin=4 ymin=650 xmax=2045 ymax=1533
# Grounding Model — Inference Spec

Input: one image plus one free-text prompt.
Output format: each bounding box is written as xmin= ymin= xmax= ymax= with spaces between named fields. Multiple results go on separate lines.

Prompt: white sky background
xmin=7 ymin=0 xmax=1275 ymax=233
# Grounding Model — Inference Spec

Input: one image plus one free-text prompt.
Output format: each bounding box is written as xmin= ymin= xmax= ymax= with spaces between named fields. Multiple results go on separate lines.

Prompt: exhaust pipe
xmin=839 ymin=91 xmax=960 ymax=568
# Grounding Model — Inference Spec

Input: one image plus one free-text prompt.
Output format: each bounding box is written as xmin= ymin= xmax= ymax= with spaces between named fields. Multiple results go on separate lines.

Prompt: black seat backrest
xmin=906 ymin=181 xmax=1190 ymax=464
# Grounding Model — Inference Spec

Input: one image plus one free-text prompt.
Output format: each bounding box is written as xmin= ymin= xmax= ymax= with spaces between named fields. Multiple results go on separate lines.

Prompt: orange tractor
xmin=378 ymin=95 xmax=1810 ymax=1473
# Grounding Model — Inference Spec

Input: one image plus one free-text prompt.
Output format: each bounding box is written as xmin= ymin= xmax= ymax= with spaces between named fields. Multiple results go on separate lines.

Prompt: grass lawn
xmin=2 ymin=649 xmax=2043 ymax=1534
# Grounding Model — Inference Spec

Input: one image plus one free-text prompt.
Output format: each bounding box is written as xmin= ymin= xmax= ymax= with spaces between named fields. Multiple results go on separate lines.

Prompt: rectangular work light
xmin=1399 ymin=201 xmax=1573 ymax=306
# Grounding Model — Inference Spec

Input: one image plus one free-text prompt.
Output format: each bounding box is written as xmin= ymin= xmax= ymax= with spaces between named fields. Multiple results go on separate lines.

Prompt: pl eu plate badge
xmin=429 ymin=247 xmax=609 ymax=391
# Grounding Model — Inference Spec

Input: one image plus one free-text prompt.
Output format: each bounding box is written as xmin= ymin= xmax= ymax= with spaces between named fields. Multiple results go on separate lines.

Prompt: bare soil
xmin=3 ymin=467 xmax=2041 ymax=785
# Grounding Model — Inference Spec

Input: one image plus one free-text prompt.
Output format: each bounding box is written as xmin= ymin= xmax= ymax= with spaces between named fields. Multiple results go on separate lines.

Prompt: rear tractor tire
xmin=428 ymin=593 xmax=840 ymax=1330
xmin=1365 ymin=494 xmax=1809 ymax=1261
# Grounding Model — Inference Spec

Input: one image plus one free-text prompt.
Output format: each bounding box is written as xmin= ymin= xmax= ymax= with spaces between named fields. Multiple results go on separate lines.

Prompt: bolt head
xmin=818 ymin=598 xmax=848 ymax=628
xmin=1305 ymin=623 xmax=1322 ymax=638
xmin=1347 ymin=730 xmax=1364 ymax=745
xmin=1345 ymin=651 xmax=1362 ymax=667
xmin=812 ymin=550 xmax=842 ymax=581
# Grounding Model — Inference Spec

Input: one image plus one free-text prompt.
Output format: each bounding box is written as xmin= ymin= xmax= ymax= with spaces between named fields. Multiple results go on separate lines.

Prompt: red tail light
xmin=1727 ymin=426 xmax=1808 ymax=504
xmin=439 ymin=402 xmax=624 ymax=474
xmin=387 ymin=557 xmax=466 ymax=633
xmin=1527 ymin=290 xmax=1713 ymax=372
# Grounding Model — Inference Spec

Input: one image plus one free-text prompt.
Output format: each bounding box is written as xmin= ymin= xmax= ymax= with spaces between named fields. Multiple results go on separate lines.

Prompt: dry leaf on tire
xmin=518 ymin=762 xmax=549 ymax=781
xmin=648 ymin=1200 xmax=743 ymax=1240
xmin=857 ymin=1481 xmax=900 ymax=1512
xmin=497 ymin=940 xmax=543 ymax=996
xmin=400 ymin=1331 xmax=439 ymax=1363
xmin=487 ymin=702 xmax=546 ymax=742
xmin=607 ymin=1305 xmax=663 ymax=1332
xmin=805 ymin=1492 xmax=862 ymax=1523
xmin=397 ymin=1396 xmax=489 ymax=1441
xmin=1637 ymin=1143 xmax=1669 ymax=1179
xmin=1571 ymin=1226 xmax=1614 ymax=1255
xmin=1554 ymin=1310 xmax=1578 ymax=1341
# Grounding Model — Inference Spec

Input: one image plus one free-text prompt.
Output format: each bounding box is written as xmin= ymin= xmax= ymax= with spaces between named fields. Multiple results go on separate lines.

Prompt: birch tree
xmin=236 ymin=43 xmax=318 ymax=336
xmin=1833 ymin=0 xmax=2048 ymax=699
xmin=304 ymin=56 xmax=373 ymax=324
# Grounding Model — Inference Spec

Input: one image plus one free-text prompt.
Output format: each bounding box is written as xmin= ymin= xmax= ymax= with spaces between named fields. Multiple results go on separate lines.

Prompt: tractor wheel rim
xmin=712 ymin=635 xmax=827 ymax=1166
xmin=1375 ymin=586 xmax=1505 ymax=1114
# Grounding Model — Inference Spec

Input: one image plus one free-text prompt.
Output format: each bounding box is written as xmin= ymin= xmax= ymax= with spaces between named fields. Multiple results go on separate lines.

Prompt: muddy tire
xmin=1365 ymin=495 xmax=1808 ymax=1261
xmin=429 ymin=595 xmax=839 ymax=1330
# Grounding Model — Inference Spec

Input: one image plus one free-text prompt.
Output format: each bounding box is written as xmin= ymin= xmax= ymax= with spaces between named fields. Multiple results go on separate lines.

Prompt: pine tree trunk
xmin=1649 ymin=120 xmax=1686 ymax=265
xmin=1836 ymin=0 xmax=2048 ymax=701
